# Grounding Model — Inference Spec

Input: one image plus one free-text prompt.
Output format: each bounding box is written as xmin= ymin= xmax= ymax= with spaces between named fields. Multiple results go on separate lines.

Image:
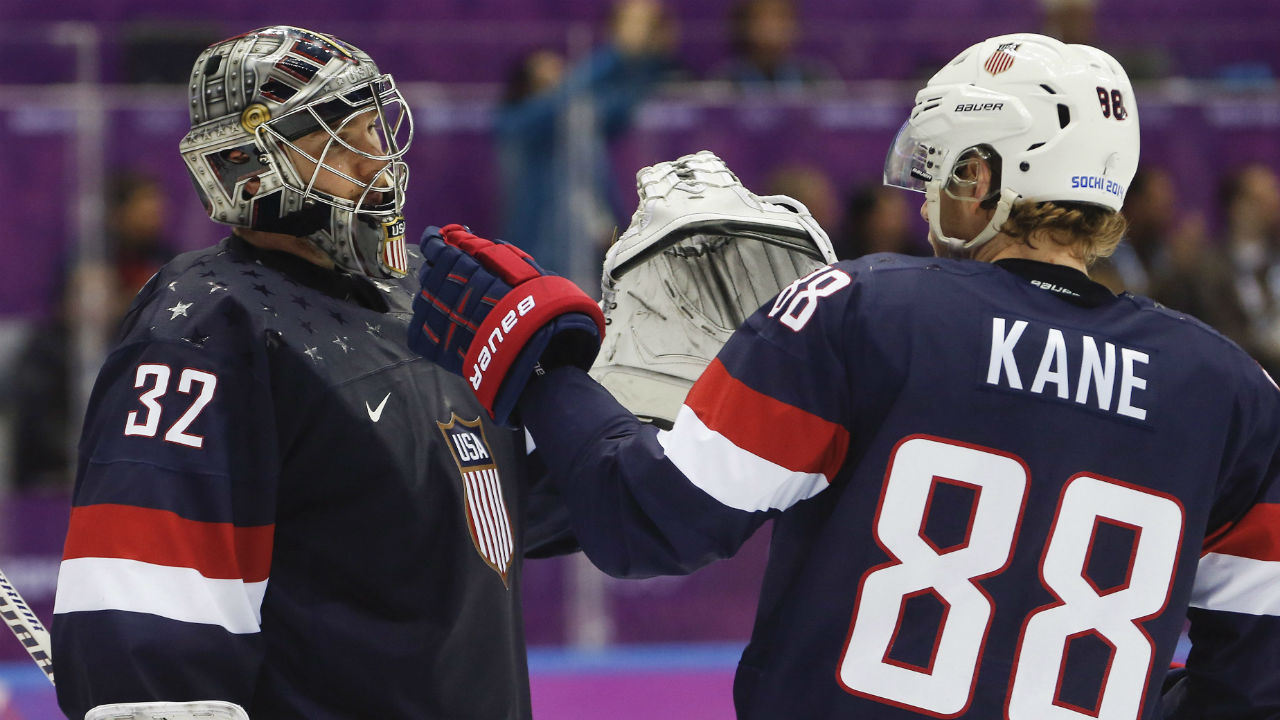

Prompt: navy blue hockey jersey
xmin=52 ymin=236 xmax=569 ymax=719
xmin=520 ymin=254 xmax=1280 ymax=719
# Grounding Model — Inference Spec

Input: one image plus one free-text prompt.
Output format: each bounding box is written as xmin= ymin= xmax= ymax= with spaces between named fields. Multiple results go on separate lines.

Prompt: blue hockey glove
xmin=408 ymin=223 xmax=605 ymax=425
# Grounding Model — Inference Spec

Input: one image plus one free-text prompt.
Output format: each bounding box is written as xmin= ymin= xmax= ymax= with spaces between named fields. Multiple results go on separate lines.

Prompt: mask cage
xmin=257 ymin=74 xmax=414 ymax=218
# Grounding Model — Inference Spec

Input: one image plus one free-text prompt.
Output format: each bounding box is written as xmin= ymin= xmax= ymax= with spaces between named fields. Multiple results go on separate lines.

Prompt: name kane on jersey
xmin=986 ymin=316 xmax=1149 ymax=420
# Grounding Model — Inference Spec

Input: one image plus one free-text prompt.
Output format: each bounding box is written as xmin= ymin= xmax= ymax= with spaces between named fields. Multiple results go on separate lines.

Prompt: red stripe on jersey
xmin=1203 ymin=502 xmax=1280 ymax=561
xmin=63 ymin=504 xmax=274 ymax=582
xmin=686 ymin=358 xmax=849 ymax=479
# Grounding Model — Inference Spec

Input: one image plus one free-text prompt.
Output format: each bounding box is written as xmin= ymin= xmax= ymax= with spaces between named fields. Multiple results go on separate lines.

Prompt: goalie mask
xmin=591 ymin=151 xmax=837 ymax=428
xmin=883 ymin=33 xmax=1139 ymax=253
xmin=180 ymin=26 xmax=414 ymax=278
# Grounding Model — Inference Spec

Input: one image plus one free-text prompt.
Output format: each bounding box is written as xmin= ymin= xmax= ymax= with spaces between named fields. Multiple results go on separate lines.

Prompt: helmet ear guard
xmin=179 ymin=26 xmax=414 ymax=278
xmin=925 ymin=183 xmax=1019 ymax=252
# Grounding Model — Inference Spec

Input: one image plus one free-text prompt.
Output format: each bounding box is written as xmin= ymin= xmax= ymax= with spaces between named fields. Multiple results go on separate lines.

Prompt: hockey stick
xmin=0 ymin=565 xmax=54 ymax=685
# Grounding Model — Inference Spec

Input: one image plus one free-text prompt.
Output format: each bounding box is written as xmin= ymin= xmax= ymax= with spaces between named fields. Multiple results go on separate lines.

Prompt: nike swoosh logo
xmin=366 ymin=393 xmax=391 ymax=422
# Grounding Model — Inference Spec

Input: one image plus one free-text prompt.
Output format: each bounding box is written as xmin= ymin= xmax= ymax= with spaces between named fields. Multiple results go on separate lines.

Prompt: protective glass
xmin=883 ymin=121 xmax=938 ymax=193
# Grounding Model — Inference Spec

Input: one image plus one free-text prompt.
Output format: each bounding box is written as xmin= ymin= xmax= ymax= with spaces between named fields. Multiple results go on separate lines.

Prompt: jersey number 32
xmin=122 ymin=363 xmax=218 ymax=448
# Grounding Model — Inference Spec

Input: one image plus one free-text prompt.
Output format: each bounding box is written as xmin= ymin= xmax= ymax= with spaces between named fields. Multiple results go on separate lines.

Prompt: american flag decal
xmin=983 ymin=42 xmax=1020 ymax=75
xmin=438 ymin=414 xmax=514 ymax=585
xmin=382 ymin=215 xmax=408 ymax=275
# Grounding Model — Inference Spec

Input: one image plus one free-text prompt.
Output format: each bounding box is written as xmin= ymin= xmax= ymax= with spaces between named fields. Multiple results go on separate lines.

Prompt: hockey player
xmin=52 ymin=26 xmax=572 ymax=720
xmin=408 ymin=34 xmax=1280 ymax=718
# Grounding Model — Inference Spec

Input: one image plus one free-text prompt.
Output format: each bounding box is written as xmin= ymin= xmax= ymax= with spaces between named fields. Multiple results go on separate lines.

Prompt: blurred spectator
xmin=1219 ymin=163 xmax=1280 ymax=360
xmin=1039 ymin=0 xmax=1096 ymax=46
xmin=1144 ymin=214 xmax=1274 ymax=371
xmin=1038 ymin=0 xmax=1171 ymax=80
xmin=494 ymin=0 xmax=676 ymax=283
xmin=714 ymin=0 xmax=838 ymax=93
xmin=1092 ymin=165 xmax=1176 ymax=295
xmin=106 ymin=172 xmax=174 ymax=305
xmin=833 ymin=183 xmax=927 ymax=260
xmin=1096 ymin=165 xmax=1276 ymax=372
xmin=767 ymin=163 xmax=840 ymax=234
xmin=8 ymin=171 xmax=174 ymax=493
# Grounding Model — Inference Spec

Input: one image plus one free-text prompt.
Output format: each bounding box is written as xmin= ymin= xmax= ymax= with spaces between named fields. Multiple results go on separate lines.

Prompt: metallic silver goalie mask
xmin=179 ymin=26 xmax=414 ymax=278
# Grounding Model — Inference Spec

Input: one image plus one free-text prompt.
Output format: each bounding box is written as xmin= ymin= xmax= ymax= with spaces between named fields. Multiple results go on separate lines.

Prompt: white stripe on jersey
xmin=54 ymin=557 xmax=268 ymax=634
xmin=1190 ymin=552 xmax=1280 ymax=615
xmin=657 ymin=404 xmax=829 ymax=513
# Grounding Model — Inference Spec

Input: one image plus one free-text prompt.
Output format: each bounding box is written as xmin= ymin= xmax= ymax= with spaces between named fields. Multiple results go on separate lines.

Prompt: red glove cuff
xmin=462 ymin=275 xmax=606 ymax=413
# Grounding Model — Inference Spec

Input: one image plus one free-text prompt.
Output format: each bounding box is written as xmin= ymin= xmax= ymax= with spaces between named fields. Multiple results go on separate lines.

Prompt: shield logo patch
xmin=438 ymin=414 xmax=514 ymax=585
xmin=983 ymin=42 xmax=1021 ymax=75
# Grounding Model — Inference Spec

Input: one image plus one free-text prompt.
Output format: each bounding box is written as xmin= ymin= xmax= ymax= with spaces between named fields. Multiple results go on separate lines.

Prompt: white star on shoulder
xmin=167 ymin=301 xmax=193 ymax=319
xmin=168 ymin=281 xmax=179 ymax=292
xmin=304 ymin=345 xmax=323 ymax=362
xmin=373 ymin=280 xmax=395 ymax=293
xmin=332 ymin=335 xmax=351 ymax=353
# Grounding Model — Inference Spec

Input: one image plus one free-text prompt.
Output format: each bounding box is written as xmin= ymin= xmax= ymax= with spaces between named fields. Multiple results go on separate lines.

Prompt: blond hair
xmin=997 ymin=200 xmax=1128 ymax=266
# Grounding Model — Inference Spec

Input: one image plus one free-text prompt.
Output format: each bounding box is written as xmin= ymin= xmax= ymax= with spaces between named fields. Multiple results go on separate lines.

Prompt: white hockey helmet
xmin=884 ymin=33 xmax=1140 ymax=252
xmin=180 ymin=26 xmax=414 ymax=278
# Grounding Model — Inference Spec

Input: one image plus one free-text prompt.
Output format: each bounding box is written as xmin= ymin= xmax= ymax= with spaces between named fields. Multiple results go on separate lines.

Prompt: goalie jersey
xmin=521 ymin=254 xmax=1280 ymax=719
xmin=53 ymin=236 xmax=567 ymax=719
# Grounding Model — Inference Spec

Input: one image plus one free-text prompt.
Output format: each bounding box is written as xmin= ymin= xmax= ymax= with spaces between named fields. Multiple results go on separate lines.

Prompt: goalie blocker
xmin=409 ymin=224 xmax=605 ymax=425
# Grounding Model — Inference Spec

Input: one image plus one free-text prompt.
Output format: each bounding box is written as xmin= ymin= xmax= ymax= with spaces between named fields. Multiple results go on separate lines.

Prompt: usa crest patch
xmin=438 ymin=414 xmax=514 ymax=585
xmin=983 ymin=42 xmax=1020 ymax=75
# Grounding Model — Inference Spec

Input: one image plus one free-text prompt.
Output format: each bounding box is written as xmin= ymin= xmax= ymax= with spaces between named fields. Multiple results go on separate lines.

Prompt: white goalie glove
xmin=590 ymin=150 xmax=837 ymax=427
xmin=85 ymin=701 xmax=250 ymax=720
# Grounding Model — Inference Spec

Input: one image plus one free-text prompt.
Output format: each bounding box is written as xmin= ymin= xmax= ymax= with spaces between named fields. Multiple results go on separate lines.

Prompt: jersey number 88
xmin=839 ymin=435 xmax=1183 ymax=719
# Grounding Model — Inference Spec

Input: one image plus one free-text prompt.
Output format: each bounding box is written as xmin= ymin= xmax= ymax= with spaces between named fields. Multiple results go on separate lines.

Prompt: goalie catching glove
xmin=408 ymin=223 xmax=605 ymax=425
xmin=85 ymin=701 xmax=249 ymax=720
xmin=590 ymin=150 xmax=838 ymax=427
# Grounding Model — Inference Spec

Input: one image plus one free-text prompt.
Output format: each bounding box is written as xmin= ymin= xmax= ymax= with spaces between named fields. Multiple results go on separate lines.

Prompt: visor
xmin=883 ymin=120 xmax=937 ymax=193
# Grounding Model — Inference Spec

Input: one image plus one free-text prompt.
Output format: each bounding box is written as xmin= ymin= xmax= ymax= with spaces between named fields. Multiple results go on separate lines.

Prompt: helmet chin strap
xmin=926 ymin=184 xmax=1020 ymax=256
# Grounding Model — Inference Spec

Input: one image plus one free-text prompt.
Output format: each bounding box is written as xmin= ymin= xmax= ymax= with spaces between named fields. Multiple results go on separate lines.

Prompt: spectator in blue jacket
xmin=714 ymin=0 xmax=839 ymax=94
xmin=495 ymin=0 xmax=676 ymax=285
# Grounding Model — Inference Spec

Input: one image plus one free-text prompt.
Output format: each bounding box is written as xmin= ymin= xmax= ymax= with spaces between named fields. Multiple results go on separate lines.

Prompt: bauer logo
xmin=438 ymin=414 xmax=514 ymax=586
xmin=1070 ymin=175 xmax=1125 ymax=197
xmin=468 ymin=294 xmax=536 ymax=391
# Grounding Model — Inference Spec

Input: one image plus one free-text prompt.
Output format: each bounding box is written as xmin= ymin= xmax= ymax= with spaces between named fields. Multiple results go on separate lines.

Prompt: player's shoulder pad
xmin=118 ymin=246 xmax=266 ymax=348
xmin=1126 ymin=292 xmax=1272 ymax=376
xmin=827 ymin=253 xmax=986 ymax=299
xmin=839 ymin=252 xmax=990 ymax=277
